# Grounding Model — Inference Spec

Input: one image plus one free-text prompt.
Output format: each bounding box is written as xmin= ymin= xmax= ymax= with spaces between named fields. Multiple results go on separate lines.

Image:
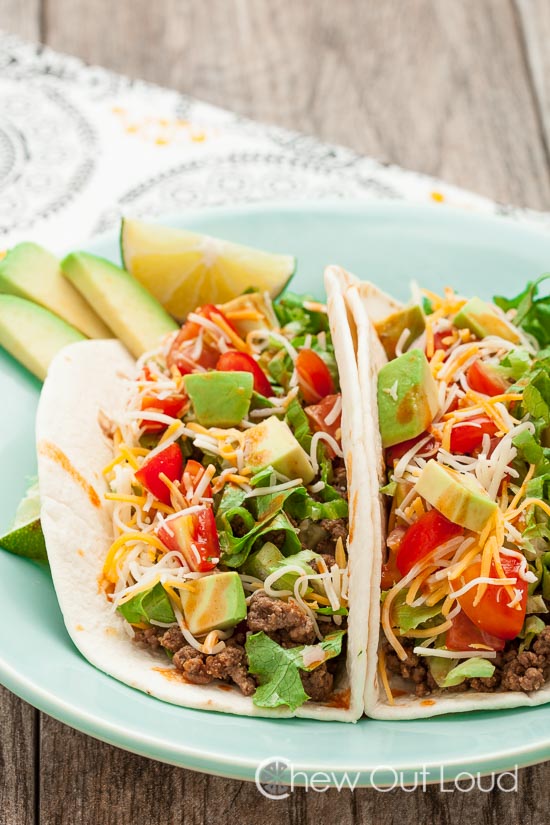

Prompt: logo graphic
xmin=255 ymin=757 xmax=292 ymax=799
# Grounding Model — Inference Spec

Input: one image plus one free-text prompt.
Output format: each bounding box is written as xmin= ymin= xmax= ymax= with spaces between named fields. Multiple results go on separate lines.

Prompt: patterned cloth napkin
xmin=1 ymin=30 xmax=549 ymax=252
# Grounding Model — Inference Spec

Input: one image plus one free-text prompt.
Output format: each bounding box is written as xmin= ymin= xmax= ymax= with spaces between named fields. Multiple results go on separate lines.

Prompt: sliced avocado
xmin=184 ymin=371 xmax=253 ymax=428
xmin=377 ymin=349 xmax=440 ymax=448
xmin=0 ymin=242 xmax=110 ymax=338
xmin=218 ymin=292 xmax=279 ymax=337
xmin=374 ymin=304 xmax=426 ymax=359
xmin=0 ymin=295 xmax=85 ymax=381
xmin=180 ymin=571 xmax=247 ymax=636
xmin=415 ymin=459 xmax=498 ymax=533
xmin=243 ymin=415 xmax=315 ymax=483
xmin=453 ymin=297 xmax=520 ymax=344
xmin=61 ymin=252 xmax=178 ymax=358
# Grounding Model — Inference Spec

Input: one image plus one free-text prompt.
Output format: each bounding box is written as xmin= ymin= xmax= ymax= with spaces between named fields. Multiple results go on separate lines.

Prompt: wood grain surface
xmin=2 ymin=1 xmax=550 ymax=822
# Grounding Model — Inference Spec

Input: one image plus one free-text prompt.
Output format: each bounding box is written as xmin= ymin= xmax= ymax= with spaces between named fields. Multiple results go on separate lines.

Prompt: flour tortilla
xmin=340 ymin=275 xmax=550 ymax=718
xmin=36 ymin=310 xmax=368 ymax=719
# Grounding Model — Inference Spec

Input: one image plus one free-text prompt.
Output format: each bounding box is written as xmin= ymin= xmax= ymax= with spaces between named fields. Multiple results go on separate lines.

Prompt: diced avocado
xmin=218 ymin=292 xmax=279 ymax=337
xmin=184 ymin=371 xmax=253 ymax=428
xmin=453 ymin=297 xmax=520 ymax=344
xmin=243 ymin=543 xmax=319 ymax=593
xmin=243 ymin=415 xmax=315 ymax=483
xmin=0 ymin=242 xmax=110 ymax=338
xmin=415 ymin=459 xmax=498 ymax=533
xmin=374 ymin=304 xmax=426 ymax=359
xmin=377 ymin=349 xmax=440 ymax=448
xmin=61 ymin=252 xmax=178 ymax=358
xmin=180 ymin=571 xmax=247 ymax=636
xmin=244 ymin=541 xmax=285 ymax=579
xmin=0 ymin=295 xmax=85 ymax=381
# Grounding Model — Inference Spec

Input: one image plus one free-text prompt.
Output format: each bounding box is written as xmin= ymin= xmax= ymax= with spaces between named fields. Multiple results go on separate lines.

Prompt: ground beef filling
xmin=384 ymin=627 xmax=550 ymax=698
xmin=134 ymin=591 xmax=338 ymax=702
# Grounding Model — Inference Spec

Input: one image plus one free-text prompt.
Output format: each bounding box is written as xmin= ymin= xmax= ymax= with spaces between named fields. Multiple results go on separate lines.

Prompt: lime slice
xmin=0 ymin=480 xmax=47 ymax=562
xmin=120 ymin=219 xmax=296 ymax=321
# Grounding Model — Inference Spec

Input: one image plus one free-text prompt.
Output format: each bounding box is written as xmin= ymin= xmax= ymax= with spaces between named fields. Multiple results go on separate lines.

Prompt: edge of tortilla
xmin=36 ymin=325 xmax=366 ymax=720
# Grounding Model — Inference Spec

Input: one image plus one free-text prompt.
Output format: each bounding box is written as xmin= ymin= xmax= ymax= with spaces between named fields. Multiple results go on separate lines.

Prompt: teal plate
xmin=2 ymin=202 xmax=550 ymax=787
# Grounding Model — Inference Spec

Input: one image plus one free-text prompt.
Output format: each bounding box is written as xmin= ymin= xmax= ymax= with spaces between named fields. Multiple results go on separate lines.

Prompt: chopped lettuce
xmin=494 ymin=274 xmax=550 ymax=348
xmin=246 ymin=629 xmax=345 ymax=710
xmin=117 ymin=582 xmax=175 ymax=625
xmin=496 ymin=347 xmax=532 ymax=381
xmin=440 ymin=657 xmax=495 ymax=688
xmin=392 ymin=590 xmax=444 ymax=633
xmin=285 ymin=397 xmax=313 ymax=451
xmin=520 ymin=615 xmax=546 ymax=651
xmin=526 ymin=594 xmax=548 ymax=614
xmin=274 ymin=292 xmax=330 ymax=335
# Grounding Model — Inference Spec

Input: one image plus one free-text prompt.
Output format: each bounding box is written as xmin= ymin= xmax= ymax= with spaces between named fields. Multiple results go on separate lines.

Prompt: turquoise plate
xmin=1 ymin=202 xmax=550 ymax=787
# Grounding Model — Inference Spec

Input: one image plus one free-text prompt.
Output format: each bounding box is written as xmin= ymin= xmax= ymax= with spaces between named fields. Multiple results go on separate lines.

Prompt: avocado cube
xmin=243 ymin=415 xmax=315 ymax=483
xmin=374 ymin=304 xmax=426 ymax=359
xmin=180 ymin=571 xmax=246 ymax=636
xmin=244 ymin=541 xmax=285 ymax=580
xmin=415 ymin=459 xmax=497 ymax=533
xmin=453 ymin=297 xmax=520 ymax=344
xmin=184 ymin=371 xmax=253 ymax=428
xmin=377 ymin=349 xmax=440 ymax=448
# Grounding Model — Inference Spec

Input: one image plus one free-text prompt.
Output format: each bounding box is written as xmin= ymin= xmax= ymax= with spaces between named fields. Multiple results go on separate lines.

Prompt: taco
xmin=36 ymin=284 xmax=371 ymax=720
xmin=341 ymin=270 xmax=550 ymax=718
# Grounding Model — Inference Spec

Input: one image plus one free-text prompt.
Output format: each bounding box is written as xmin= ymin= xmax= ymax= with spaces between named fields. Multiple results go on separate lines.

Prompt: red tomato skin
xmin=305 ymin=394 xmax=342 ymax=442
xmin=216 ymin=350 xmax=272 ymax=397
xmin=135 ymin=443 xmax=183 ymax=506
xmin=140 ymin=394 xmax=188 ymax=433
xmin=385 ymin=433 xmax=434 ymax=467
xmin=446 ymin=609 xmax=505 ymax=651
xmin=466 ymin=361 xmax=509 ymax=397
xmin=449 ymin=416 xmax=498 ymax=454
xmin=167 ymin=305 xmax=238 ymax=374
xmin=295 ymin=349 xmax=335 ymax=404
xmin=432 ymin=330 xmax=454 ymax=352
xmin=158 ymin=506 xmax=219 ymax=572
xmin=396 ymin=510 xmax=463 ymax=576
xmin=452 ymin=556 xmax=527 ymax=640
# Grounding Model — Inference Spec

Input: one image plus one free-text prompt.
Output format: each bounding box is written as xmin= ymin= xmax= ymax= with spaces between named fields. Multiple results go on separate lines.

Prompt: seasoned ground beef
xmin=301 ymin=663 xmax=334 ymax=702
xmin=315 ymin=518 xmax=348 ymax=555
xmin=247 ymin=590 xmax=317 ymax=644
xmin=384 ymin=627 xmax=550 ymax=697
xmin=332 ymin=461 xmax=348 ymax=498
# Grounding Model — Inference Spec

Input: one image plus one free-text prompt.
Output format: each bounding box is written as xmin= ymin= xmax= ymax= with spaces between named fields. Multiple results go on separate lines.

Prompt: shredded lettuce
xmin=392 ymin=590 xmax=444 ymax=633
xmin=520 ymin=616 xmax=546 ymax=651
xmin=117 ymin=582 xmax=175 ymax=625
xmin=274 ymin=292 xmax=330 ymax=335
xmin=494 ymin=275 xmax=550 ymax=347
xmin=440 ymin=657 xmax=495 ymax=688
xmin=246 ymin=629 xmax=345 ymax=710
xmin=285 ymin=398 xmax=313 ymax=451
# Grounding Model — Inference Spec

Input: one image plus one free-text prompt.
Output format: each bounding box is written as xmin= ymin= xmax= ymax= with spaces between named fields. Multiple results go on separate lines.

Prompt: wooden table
xmin=2 ymin=1 xmax=550 ymax=822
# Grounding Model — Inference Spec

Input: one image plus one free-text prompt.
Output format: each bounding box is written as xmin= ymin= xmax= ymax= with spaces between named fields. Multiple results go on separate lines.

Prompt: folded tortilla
xmin=36 ymin=273 xmax=372 ymax=720
xmin=337 ymin=271 xmax=550 ymax=718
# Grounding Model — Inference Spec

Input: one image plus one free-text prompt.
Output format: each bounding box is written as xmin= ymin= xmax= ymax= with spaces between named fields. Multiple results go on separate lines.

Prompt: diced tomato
xmin=182 ymin=459 xmax=213 ymax=500
xmin=466 ymin=361 xmax=509 ymax=397
xmin=157 ymin=506 xmax=219 ymax=572
xmin=449 ymin=415 xmax=498 ymax=455
xmin=216 ymin=350 xmax=272 ymax=397
xmin=432 ymin=330 xmax=454 ymax=353
xmin=167 ymin=305 xmax=238 ymax=374
xmin=381 ymin=526 xmax=407 ymax=588
xmin=385 ymin=433 xmax=434 ymax=467
xmin=446 ymin=609 xmax=505 ymax=652
xmin=305 ymin=394 xmax=342 ymax=444
xmin=140 ymin=393 xmax=188 ymax=433
xmin=451 ymin=555 xmax=527 ymax=640
xmin=135 ymin=443 xmax=183 ymax=506
xmin=396 ymin=509 xmax=463 ymax=576
xmin=295 ymin=349 xmax=335 ymax=404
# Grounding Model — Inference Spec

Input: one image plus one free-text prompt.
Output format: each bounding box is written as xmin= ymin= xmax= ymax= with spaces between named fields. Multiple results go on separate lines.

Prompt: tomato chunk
xmin=305 ymin=394 xmax=342 ymax=442
xmin=182 ymin=459 xmax=213 ymax=500
xmin=295 ymin=349 xmax=335 ymax=404
xmin=451 ymin=555 xmax=527 ymax=640
xmin=135 ymin=443 xmax=183 ymax=506
xmin=385 ymin=433 xmax=434 ymax=467
xmin=157 ymin=506 xmax=219 ymax=572
xmin=446 ymin=609 xmax=505 ymax=651
xmin=396 ymin=509 xmax=463 ymax=576
xmin=449 ymin=415 xmax=497 ymax=455
xmin=167 ymin=305 xmax=238 ymax=374
xmin=216 ymin=350 xmax=272 ymax=397
xmin=466 ymin=361 xmax=509 ymax=397
xmin=140 ymin=393 xmax=188 ymax=433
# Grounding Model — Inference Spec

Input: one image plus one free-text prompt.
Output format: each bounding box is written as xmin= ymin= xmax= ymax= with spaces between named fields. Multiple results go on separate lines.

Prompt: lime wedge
xmin=120 ymin=219 xmax=295 ymax=321
xmin=0 ymin=480 xmax=47 ymax=561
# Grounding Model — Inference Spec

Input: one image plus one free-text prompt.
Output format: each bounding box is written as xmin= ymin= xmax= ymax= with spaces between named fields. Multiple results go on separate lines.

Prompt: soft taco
xmin=36 ymin=284 xmax=371 ymax=720
xmin=341 ymin=269 xmax=550 ymax=718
